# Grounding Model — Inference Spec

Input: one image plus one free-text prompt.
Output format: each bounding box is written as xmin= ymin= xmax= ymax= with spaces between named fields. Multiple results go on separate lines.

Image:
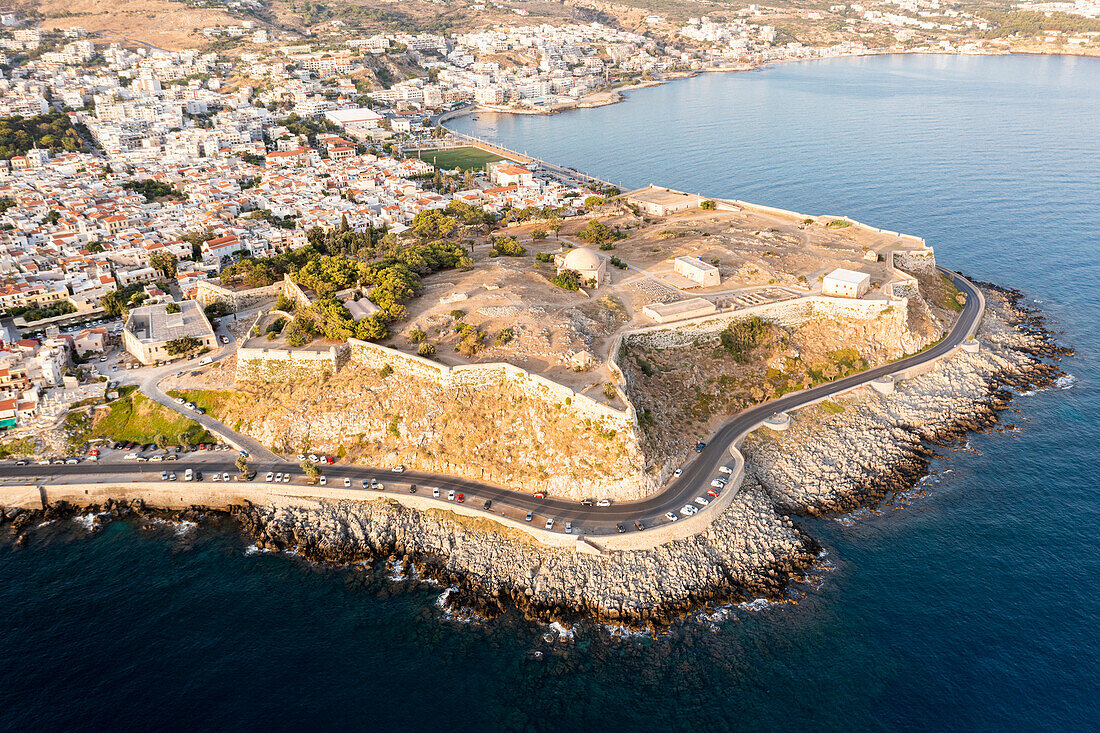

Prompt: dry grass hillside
xmin=175 ymin=362 xmax=653 ymax=501
xmin=27 ymin=0 xmax=244 ymax=49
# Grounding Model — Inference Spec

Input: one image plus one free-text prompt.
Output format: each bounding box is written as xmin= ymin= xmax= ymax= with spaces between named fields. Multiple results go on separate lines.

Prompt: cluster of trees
xmin=100 ymin=281 xmax=165 ymax=317
xmin=122 ymin=180 xmax=183 ymax=202
xmin=700 ymin=200 xmax=717 ymax=210
xmin=578 ymin=219 xmax=625 ymax=250
xmin=978 ymin=9 xmax=1100 ymax=37
xmin=149 ymin=252 xmax=178 ymax=279
xmin=12 ymin=300 xmax=75 ymax=323
xmin=455 ymin=323 xmax=485 ymax=357
xmin=248 ymin=208 xmax=297 ymax=230
xmin=0 ymin=112 xmax=84 ymax=159
xmin=720 ymin=316 xmax=772 ymax=363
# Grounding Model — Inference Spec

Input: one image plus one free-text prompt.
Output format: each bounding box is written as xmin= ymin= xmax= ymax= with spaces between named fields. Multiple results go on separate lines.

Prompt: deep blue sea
xmin=3 ymin=55 xmax=1098 ymax=732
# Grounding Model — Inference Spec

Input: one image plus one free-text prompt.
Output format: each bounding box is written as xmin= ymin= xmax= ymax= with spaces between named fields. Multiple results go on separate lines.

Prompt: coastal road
xmin=1 ymin=269 xmax=983 ymax=538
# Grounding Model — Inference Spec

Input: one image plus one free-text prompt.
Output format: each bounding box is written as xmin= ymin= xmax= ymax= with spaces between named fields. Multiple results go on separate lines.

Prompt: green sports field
xmin=406 ymin=146 xmax=515 ymax=171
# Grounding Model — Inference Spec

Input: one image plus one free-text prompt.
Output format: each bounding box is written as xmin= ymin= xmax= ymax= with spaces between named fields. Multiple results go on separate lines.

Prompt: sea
xmin=2 ymin=55 xmax=1097 ymax=731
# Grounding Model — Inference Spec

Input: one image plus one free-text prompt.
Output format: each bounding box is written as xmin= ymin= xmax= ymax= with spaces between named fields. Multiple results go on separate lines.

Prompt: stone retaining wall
xmin=195 ymin=280 xmax=284 ymax=312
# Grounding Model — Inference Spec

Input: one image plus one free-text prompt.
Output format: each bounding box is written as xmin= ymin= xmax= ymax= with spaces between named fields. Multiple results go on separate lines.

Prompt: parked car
xmin=694 ymin=496 xmax=710 ymax=506
xmin=673 ymin=468 xmax=683 ymax=477
xmin=707 ymin=489 xmax=720 ymax=498
xmin=221 ymin=472 xmax=230 ymax=482
xmin=718 ymin=465 xmax=733 ymax=475
xmin=343 ymin=477 xmax=351 ymax=487
xmin=160 ymin=470 xmax=168 ymax=481
xmin=545 ymin=518 xmax=554 ymax=530
xmin=282 ymin=473 xmax=290 ymax=483
xmin=483 ymin=500 xmax=492 ymax=510
xmin=456 ymin=493 xmax=464 ymax=503
xmin=432 ymin=487 xmax=440 ymax=498
xmin=266 ymin=472 xmax=274 ymax=482
xmin=564 ymin=522 xmax=572 ymax=534
xmin=533 ymin=491 xmax=546 ymax=499
xmin=392 ymin=464 xmax=405 ymax=473
xmin=596 ymin=499 xmax=611 ymax=507
xmin=580 ymin=498 xmax=595 ymax=506
xmin=634 ymin=521 xmax=645 ymax=531
xmin=319 ymin=476 xmax=327 ymax=486
xmin=680 ymin=504 xmax=698 ymax=516
xmin=695 ymin=442 xmax=707 ymax=453
xmin=274 ymin=473 xmax=283 ymax=482
xmin=525 ymin=511 xmax=533 ymax=522
xmin=616 ymin=523 xmax=626 ymax=534
xmin=447 ymin=489 xmax=455 ymax=501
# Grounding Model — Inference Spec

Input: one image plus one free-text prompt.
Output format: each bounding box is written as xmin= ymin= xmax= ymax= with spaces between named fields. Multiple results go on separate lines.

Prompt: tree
xmin=179 ymin=431 xmax=194 ymax=449
xmin=155 ymin=433 xmax=169 ymax=450
xmin=235 ymin=454 xmax=249 ymax=475
xmin=165 ymin=335 xmax=201 ymax=355
xmin=164 ymin=302 xmax=181 ymax=314
xmin=150 ymin=251 xmax=178 ymax=279
xmin=409 ymin=209 xmax=459 ymax=240
xmin=550 ymin=269 xmax=581 ymax=291
xmin=700 ymin=199 xmax=717 ymax=210
xmin=578 ymin=219 xmax=623 ymax=248
xmin=531 ymin=228 xmax=547 ymax=240
xmin=547 ymin=218 xmax=564 ymax=238
xmin=490 ymin=236 xmax=526 ymax=257
xmin=301 ymin=460 xmax=321 ymax=483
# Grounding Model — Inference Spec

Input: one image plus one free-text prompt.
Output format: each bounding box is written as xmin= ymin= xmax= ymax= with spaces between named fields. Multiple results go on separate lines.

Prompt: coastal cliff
xmin=219 ymin=284 xmax=1068 ymax=625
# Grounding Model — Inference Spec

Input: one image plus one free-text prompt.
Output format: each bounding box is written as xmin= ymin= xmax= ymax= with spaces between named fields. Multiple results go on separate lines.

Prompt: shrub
xmin=550 ymin=269 xmax=581 ymax=291
xmin=531 ymin=228 xmax=547 ymax=240
xmin=494 ymin=327 xmax=514 ymax=346
xmin=408 ymin=328 xmax=426 ymax=343
xmin=379 ymin=363 xmax=394 ymax=378
xmin=720 ymin=316 xmax=771 ymax=363
xmin=535 ymin=252 xmax=553 ymax=263
xmin=490 ymin=236 xmax=526 ymax=257
xmin=417 ymin=342 xmax=435 ymax=357
xmin=700 ymin=199 xmax=716 ymax=210
xmin=164 ymin=302 xmax=181 ymax=314
xmin=609 ymin=256 xmax=627 ymax=269
xmin=449 ymin=309 xmax=466 ymax=320
xmin=578 ymin=219 xmax=624 ymax=248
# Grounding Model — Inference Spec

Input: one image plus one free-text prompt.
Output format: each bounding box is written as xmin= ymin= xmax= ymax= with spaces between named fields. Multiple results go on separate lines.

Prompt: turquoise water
xmin=3 ymin=55 xmax=1099 ymax=730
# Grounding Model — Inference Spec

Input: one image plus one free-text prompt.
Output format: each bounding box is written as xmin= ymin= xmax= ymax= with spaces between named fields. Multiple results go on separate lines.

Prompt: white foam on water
xmin=547 ymin=621 xmax=575 ymax=639
xmin=36 ymin=520 xmax=56 ymax=528
xmin=387 ymin=559 xmax=407 ymax=582
xmin=738 ymin=598 xmax=772 ymax=612
xmin=1056 ymin=374 xmax=1077 ymax=390
xmin=72 ymin=514 xmax=102 ymax=531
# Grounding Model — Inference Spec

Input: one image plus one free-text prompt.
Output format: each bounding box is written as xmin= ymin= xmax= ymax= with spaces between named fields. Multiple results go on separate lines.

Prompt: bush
xmin=408 ymin=328 xmax=426 ymax=343
xmin=164 ymin=302 xmax=181 ymax=314
xmin=720 ymin=316 xmax=771 ymax=363
xmin=535 ymin=252 xmax=553 ymax=263
xmin=609 ymin=256 xmax=627 ymax=269
xmin=700 ymin=199 xmax=716 ymax=210
xmin=550 ymin=270 xmax=581 ymax=291
xmin=449 ymin=309 xmax=466 ymax=320
xmin=578 ymin=219 xmax=624 ymax=248
xmin=417 ymin=342 xmax=435 ymax=357
xmin=379 ymin=363 xmax=394 ymax=378
xmin=531 ymin=228 xmax=547 ymax=240
xmin=490 ymin=236 xmax=526 ymax=257
xmin=494 ymin=328 xmax=514 ymax=346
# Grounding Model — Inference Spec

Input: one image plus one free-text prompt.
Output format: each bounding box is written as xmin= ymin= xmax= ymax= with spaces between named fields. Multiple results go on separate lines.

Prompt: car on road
xmin=718 ymin=465 xmax=733 ymax=475
xmin=169 ymin=473 xmax=177 ymax=481
xmin=174 ymin=397 xmax=185 ymax=405
xmin=673 ymin=468 xmax=683 ymax=477
xmin=274 ymin=472 xmax=283 ymax=482
xmin=297 ymin=454 xmax=306 ymax=461
xmin=161 ymin=470 xmax=168 ymax=481
xmin=694 ymin=496 xmax=710 ymax=507
xmin=392 ymin=464 xmax=405 ymax=473
xmin=596 ymin=499 xmax=611 ymax=507
xmin=545 ymin=518 xmax=554 ymax=530
xmin=150 ymin=455 xmax=163 ymax=462
xmin=483 ymin=499 xmax=492 ymax=510
xmin=343 ymin=477 xmax=351 ymax=487
xmin=265 ymin=472 xmax=274 ymax=482
xmin=710 ymin=479 xmax=726 ymax=489
xmin=533 ymin=491 xmax=546 ymax=499
xmin=457 ymin=493 xmax=464 ymax=503
xmin=199 ymin=357 xmax=212 ymax=365
xmin=361 ymin=479 xmax=369 ymax=488
xmin=282 ymin=473 xmax=290 ymax=483
xmin=221 ymin=472 xmax=230 ymax=482
xmin=308 ymin=454 xmax=319 ymax=463
xmin=65 ymin=457 xmax=79 ymax=464
xmin=695 ymin=442 xmax=706 ymax=453
xmin=680 ymin=504 xmax=698 ymax=516
xmin=707 ymin=489 xmax=720 ymax=498
xmin=525 ymin=511 xmax=533 ymax=522
xmin=185 ymin=468 xmax=193 ymax=481
xmin=221 ymin=336 xmax=230 ymax=344
xmin=447 ymin=489 xmax=455 ymax=501
xmin=431 ymin=486 xmax=439 ymax=497
xmin=616 ymin=523 xmax=626 ymax=534
xmin=580 ymin=498 xmax=595 ymax=506
xmin=409 ymin=485 xmax=417 ymax=494
xmin=564 ymin=522 xmax=572 ymax=534
xmin=319 ymin=476 xmax=327 ymax=486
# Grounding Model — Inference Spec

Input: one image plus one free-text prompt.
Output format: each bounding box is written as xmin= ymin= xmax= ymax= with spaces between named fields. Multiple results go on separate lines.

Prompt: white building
xmin=674 ymin=256 xmax=720 ymax=287
xmin=822 ymin=268 xmax=871 ymax=299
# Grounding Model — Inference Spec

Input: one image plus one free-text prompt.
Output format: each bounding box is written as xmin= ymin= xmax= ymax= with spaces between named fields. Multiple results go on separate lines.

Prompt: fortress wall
xmin=893 ymin=249 xmax=939 ymax=274
xmin=235 ymin=345 xmax=343 ymax=382
xmin=195 ymin=280 xmax=284 ymax=312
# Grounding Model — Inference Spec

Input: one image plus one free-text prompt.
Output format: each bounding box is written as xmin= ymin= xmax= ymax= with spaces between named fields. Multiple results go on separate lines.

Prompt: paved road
xmin=1 ymin=269 xmax=982 ymax=537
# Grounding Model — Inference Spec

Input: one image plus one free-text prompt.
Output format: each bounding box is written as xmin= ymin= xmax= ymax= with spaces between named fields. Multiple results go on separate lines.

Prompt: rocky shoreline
xmin=0 ymin=284 xmax=1071 ymax=628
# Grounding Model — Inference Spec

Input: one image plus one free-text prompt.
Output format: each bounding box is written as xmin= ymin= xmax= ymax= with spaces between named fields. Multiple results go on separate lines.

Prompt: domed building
xmin=555 ymin=246 xmax=607 ymax=289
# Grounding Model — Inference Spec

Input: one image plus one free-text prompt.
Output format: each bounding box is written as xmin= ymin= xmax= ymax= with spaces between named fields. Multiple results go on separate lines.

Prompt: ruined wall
xmin=235 ymin=344 xmax=348 ymax=382
xmin=195 ymin=280 xmax=284 ymax=312
xmin=893 ymin=249 xmax=938 ymax=275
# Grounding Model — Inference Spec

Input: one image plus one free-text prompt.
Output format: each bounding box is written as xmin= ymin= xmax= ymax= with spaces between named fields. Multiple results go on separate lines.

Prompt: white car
xmin=392 ymin=465 xmax=405 ymax=473
xmin=673 ymin=468 xmax=683 ymax=477
xmin=711 ymin=479 xmax=726 ymax=489
xmin=174 ymin=397 xmax=186 ymax=405
xmin=160 ymin=470 xmax=168 ymax=481
xmin=274 ymin=473 xmax=283 ymax=482
xmin=212 ymin=473 xmax=221 ymax=482
xmin=221 ymin=336 xmax=230 ymax=344
xmin=680 ymin=504 xmax=698 ymax=516
xmin=694 ymin=496 xmax=710 ymax=507
xmin=447 ymin=489 xmax=455 ymax=501
xmin=309 ymin=454 xmax=319 ymax=463
xmin=718 ymin=465 xmax=733 ymax=475
xmin=265 ymin=472 xmax=274 ymax=482
xmin=185 ymin=402 xmax=196 ymax=410
xmin=222 ymin=472 xmax=230 ymax=482
xmin=297 ymin=454 xmax=306 ymax=461
xmin=282 ymin=473 xmax=290 ymax=483
xmin=665 ymin=512 xmax=679 ymax=522
xmin=545 ymin=518 xmax=554 ymax=530
xmin=432 ymin=487 xmax=440 ymax=498
xmin=343 ymin=477 xmax=351 ymax=487
xmin=596 ymin=499 xmax=611 ymax=507
xmin=319 ymin=476 xmax=327 ymax=486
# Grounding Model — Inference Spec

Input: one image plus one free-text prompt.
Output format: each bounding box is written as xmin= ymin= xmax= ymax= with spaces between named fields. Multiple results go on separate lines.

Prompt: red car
xmin=533 ymin=492 xmax=546 ymax=499
xmin=326 ymin=456 xmax=335 ymax=464
xmin=707 ymin=489 xmax=719 ymax=498
xmin=456 ymin=493 xmax=465 ymax=503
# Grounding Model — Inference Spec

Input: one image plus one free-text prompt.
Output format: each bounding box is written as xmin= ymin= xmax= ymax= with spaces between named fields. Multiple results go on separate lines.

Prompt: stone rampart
xmin=195 ymin=280 xmax=284 ymax=312
xmin=235 ymin=344 xmax=348 ymax=382
xmin=893 ymin=249 xmax=938 ymax=274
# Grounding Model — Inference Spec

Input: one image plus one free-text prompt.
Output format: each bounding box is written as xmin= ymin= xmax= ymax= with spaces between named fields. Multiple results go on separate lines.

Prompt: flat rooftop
xmin=643 ymin=297 xmax=717 ymax=319
xmin=125 ymin=300 xmax=215 ymax=344
xmin=624 ymin=186 xmax=703 ymax=209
